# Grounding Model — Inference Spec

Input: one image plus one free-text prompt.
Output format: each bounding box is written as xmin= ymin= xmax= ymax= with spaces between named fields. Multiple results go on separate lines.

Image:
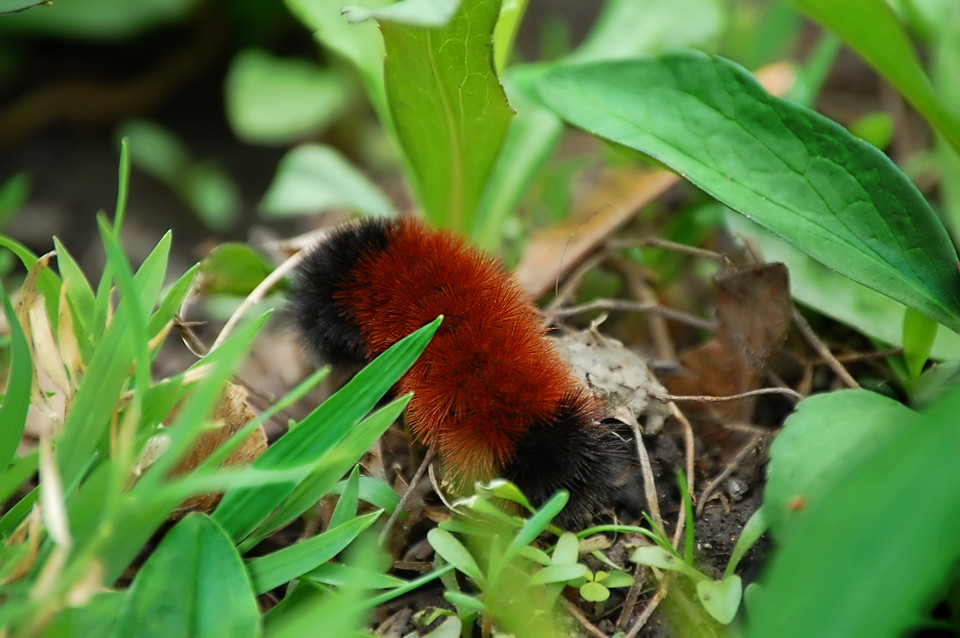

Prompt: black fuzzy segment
xmin=288 ymin=218 xmax=393 ymax=365
xmin=501 ymin=395 xmax=634 ymax=528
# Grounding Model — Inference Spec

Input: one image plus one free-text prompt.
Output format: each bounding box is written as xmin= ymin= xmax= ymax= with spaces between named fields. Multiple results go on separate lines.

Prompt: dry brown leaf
xmin=515 ymin=169 xmax=678 ymax=299
xmin=666 ymin=263 xmax=791 ymax=441
xmin=171 ymin=382 xmax=267 ymax=514
xmin=2 ymin=506 xmax=41 ymax=584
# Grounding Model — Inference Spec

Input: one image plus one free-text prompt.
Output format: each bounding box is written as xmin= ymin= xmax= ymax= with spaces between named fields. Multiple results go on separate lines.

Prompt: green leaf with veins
xmin=380 ymin=0 xmax=513 ymax=232
xmin=538 ymin=52 xmax=960 ymax=332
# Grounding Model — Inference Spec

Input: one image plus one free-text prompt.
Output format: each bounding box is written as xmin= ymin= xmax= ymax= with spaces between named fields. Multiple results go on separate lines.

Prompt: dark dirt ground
xmin=0 ymin=2 xmax=911 ymax=635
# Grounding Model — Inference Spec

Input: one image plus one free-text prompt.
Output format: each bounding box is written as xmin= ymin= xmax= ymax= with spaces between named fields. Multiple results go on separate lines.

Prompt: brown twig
xmin=610 ymin=257 xmax=676 ymax=361
xmin=551 ymin=298 xmax=716 ymax=331
xmin=624 ymin=577 xmax=670 ymax=638
xmin=657 ymin=386 xmax=804 ymax=404
xmin=634 ymin=426 xmax=662 ymax=532
xmin=559 ymin=597 xmax=608 ymax=638
xmin=379 ymin=449 xmax=436 ymax=545
xmin=542 ymin=252 xmax=608 ymax=320
xmin=616 ymin=563 xmax=647 ymax=632
xmin=608 ymin=236 xmax=735 ymax=269
xmin=696 ymin=433 xmax=766 ymax=517
xmin=791 ymin=307 xmax=860 ymax=389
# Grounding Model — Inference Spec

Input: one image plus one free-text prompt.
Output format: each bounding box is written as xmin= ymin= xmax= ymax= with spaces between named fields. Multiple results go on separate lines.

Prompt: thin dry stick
xmin=552 ymin=298 xmax=716 ymax=331
xmin=211 ymin=246 xmax=313 ymax=352
xmin=791 ymin=306 xmax=860 ymax=389
xmin=379 ymin=449 xmax=435 ymax=545
xmin=624 ymin=578 xmax=669 ymax=638
xmin=608 ymin=236 xmax=735 ymax=268
xmin=661 ymin=386 xmax=804 ymax=404
xmin=695 ymin=432 xmax=765 ymax=517
xmin=612 ymin=257 xmax=676 ymax=361
xmin=832 ymin=347 xmax=902 ymax=364
xmin=634 ymin=426 xmax=663 ymax=532
xmin=616 ymin=564 xmax=646 ymax=631
xmin=542 ymin=251 xmax=607 ymax=319
xmin=559 ymin=597 xmax=608 ymax=638
xmin=662 ymin=401 xmax=696 ymax=552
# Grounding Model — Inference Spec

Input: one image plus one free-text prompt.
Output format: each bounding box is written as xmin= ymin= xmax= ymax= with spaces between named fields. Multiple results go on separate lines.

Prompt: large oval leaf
xmin=380 ymin=0 xmax=513 ymax=232
xmin=747 ymin=389 xmax=960 ymax=637
xmin=537 ymin=52 xmax=960 ymax=333
xmin=112 ymin=513 xmax=259 ymax=638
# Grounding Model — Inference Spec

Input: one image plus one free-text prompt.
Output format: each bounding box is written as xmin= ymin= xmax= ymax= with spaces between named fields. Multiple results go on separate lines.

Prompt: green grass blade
xmin=328 ymin=466 xmax=361 ymax=530
xmin=246 ymin=510 xmax=381 ymax=594
xmin=538 ymin=53 xmax=960 ymax=332
xmin=52 ymin=238 xmax=95 ymax=338
xmin=214 ymin=317 xmax=439 ymax=543
xmin=242 ymin=393 xmax=409 ymax=551
xmin=0 ymin=286 xmax=32 ymax=471
xmin=379 ymin=0 xmax=513 ymax=231
xmin=111 ymin=514 xmax=259 ymax=638
xmin=0 ymin=236 xmax=60 ymax=323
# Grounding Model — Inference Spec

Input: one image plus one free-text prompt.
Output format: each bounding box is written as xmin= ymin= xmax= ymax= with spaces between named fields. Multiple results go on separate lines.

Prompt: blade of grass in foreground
xmin=213 ymin=316 xmax=441 ymax=542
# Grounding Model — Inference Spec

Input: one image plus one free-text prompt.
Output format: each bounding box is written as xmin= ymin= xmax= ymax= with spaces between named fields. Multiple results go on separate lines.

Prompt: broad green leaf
xmin=631 ymin=545 xmax=698 ymax=578
xmin=213 ymin=317 xmax=439 ymax=542
xmin=39 ymin=591 xmax=124 ymax=638
xmin=198 ymin=243 xmax=274 ymax=296
xmin=903 ymin=306 xmax=938 ymax=379
xmin=726 ymin=212 xmax=960 ymax=359
xmin=579 ymin=582 xmax=609 ymax=602
xmin=792 ymin=0 xmax=960 ymax=154
xmin=0 ymin=286 xmax=31 ymax=471
xmin=551 ymin=531 xmax=579 ymax=565
xmin=566 ymin=0 xmax=724 ymax=62
xmin=697 ymin=576 xmax=742 ymax=625
xmin=428 ymin=527 xmax=485 ymax=585
xmin=260 ymin=144 xmax=394 ymax=218
xmin=763 ymin=389 xmax=918 ymax=538
xmin=284 ymin=0 xmax=390 ymax=120
xmin=527 ymin=562 xmax=588 ymax=586
xmin=380 ymin=0 xmax=513 ymax=232
xmin=247 ymin=510 xmax=381 ymax=594
xmin=225 ymin=49 xmax=353 ymax=145
xmin=538 ymin=53 xmax=960 ymax=333
xmin=747 ymin=389 xmax=960 ymax=637
xmin=111 ymin=514 xmax=259 ymax=638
